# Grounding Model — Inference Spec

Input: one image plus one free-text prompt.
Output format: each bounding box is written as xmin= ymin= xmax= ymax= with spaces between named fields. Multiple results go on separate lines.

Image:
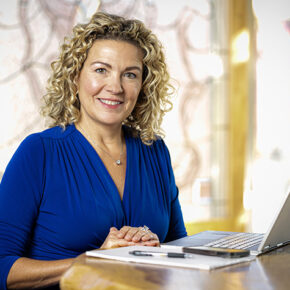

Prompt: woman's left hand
xmin=117 ymin=225 xmax=160 ymax=247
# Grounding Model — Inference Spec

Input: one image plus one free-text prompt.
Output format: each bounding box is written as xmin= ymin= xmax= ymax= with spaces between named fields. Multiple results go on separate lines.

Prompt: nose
xmin=106 ymin=74 xmax=123 ymax=94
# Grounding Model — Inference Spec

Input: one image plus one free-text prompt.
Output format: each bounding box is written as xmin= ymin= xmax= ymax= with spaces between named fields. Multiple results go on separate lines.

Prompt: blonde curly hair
xmin=41 ymin=11 xmax=174 ymax=145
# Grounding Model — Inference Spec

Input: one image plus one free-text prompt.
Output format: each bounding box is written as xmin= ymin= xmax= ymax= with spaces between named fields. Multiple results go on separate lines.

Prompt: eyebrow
xmin=90 ymin=61 xmax=142 ymax=72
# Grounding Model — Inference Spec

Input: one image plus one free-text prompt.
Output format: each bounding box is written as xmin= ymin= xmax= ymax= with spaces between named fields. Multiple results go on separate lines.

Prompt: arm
xmin=7 ymin=258 xmax=74 ymax=289
xmin=7 ymin=226 xmax=159 ymax=289
xmin=164 ymin=186 xmax=188 ymax=242
xmin=158 ymin=140 xmax=187 ymax=242
xmin=0 ymin=135 xmax=56 ymax=289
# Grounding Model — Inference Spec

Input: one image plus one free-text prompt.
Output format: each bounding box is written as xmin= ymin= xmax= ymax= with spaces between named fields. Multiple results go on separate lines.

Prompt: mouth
xmin=98 ymin=98 xmax=123 ymax=106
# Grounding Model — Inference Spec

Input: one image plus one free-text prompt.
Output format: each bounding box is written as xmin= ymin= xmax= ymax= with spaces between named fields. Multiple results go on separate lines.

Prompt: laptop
xmin=163 ymin=192 xmax=290 ymax=256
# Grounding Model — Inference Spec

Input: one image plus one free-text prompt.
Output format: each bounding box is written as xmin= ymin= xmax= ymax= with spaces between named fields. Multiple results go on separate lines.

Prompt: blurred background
xmin=1 ymin=0 xmax=290 ymax=235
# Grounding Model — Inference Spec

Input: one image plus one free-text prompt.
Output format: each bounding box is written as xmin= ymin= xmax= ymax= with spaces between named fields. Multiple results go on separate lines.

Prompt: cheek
xmin=127 ymin=90 xmax=141 ymax=109
xmin=130 ymin=84 xmax=142 ymax=101
xmin=80 ymin=76 xmax=101 ymax=95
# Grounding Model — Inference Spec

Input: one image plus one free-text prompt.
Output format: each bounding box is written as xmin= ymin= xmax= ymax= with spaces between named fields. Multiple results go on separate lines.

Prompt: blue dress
xmin=0 ymin=124 xmax=187 ymax=289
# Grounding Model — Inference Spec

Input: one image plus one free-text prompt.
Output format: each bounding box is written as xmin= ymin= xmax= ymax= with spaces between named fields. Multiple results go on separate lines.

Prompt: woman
xmin=0 ymin=11 xmax=187 ymax=289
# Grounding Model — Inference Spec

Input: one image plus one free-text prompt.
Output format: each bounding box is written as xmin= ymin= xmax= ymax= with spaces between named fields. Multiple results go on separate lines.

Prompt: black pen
xmin=129 ymin=250 xmax=193 ymax=258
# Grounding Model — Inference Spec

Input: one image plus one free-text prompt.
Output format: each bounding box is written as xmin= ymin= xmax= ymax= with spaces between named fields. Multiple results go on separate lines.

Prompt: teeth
xmin=99 ymin=99 xmax=121 ymax=105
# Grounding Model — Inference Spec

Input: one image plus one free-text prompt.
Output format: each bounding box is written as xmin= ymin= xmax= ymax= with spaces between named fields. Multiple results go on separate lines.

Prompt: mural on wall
xmin=0 ymin=0 xmax=217 ymax=221
xmin=0 ymin=0 xmax=82 ymax=174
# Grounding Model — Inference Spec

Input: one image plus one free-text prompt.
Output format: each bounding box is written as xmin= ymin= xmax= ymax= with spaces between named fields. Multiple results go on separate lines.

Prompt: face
xmin=77 ymin=39 xmax=143 ymax=128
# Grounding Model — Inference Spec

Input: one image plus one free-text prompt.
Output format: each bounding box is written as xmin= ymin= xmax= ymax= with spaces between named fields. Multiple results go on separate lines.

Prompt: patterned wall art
xmin=0 ymin=0 xmax=226 ymax=222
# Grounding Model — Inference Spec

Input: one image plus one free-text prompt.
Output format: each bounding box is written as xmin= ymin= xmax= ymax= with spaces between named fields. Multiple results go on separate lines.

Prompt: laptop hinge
xmin=261 ymin=240 xmax=290 ymax=254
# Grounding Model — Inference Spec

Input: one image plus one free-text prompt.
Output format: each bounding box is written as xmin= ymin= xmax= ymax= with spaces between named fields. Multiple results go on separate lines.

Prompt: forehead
xmin=85 ymin=39 xmax=144 ymax=65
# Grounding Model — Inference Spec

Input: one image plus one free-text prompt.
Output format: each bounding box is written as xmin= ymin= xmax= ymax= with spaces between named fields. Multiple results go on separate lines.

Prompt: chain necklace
xmin=78 ymin=124 xmax=124 ymax=166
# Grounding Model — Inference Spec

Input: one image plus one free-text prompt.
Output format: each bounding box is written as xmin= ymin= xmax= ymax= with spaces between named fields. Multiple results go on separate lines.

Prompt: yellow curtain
xmin=186 ymin=0 xmax=255 ymax=235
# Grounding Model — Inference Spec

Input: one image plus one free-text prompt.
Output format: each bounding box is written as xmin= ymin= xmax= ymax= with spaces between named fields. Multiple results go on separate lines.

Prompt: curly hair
xmin=41 ymin=11 xmax=175 ymax=145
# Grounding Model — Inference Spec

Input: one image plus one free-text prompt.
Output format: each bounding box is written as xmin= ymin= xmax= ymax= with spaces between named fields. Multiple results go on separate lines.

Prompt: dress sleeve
xmin=164 ymin=186 xmax=188 ymax=242
xmin=0 ymin=134 xmax=45 ymax=290
xmin=159 ymin=140 xmax=187 ymax=242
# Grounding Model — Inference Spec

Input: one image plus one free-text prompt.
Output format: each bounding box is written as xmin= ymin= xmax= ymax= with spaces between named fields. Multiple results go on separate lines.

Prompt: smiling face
xmin=76 ymin=39 xmax=143 ymax=129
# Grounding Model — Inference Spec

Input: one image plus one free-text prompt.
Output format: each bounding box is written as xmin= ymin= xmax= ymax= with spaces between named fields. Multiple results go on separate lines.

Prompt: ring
xmin=141 ymin=225 xmax=149 ymax=233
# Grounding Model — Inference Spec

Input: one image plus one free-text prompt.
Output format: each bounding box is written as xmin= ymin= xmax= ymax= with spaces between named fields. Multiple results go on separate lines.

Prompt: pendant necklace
xmin=78 ymin=124 xmax=124 ymax=166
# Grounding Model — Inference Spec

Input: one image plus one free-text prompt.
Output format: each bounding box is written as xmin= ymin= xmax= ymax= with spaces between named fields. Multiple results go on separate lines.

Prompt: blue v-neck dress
xmin=0 ymin=124 xmax=187 ymax=289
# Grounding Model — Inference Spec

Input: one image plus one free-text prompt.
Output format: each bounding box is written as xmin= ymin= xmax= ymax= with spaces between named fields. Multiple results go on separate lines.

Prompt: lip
xmin=97 ymin=98 xmax=123 ymax=109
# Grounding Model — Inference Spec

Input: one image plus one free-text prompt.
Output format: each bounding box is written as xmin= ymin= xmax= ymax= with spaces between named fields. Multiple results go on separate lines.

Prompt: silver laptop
xmin=164 ymin=192 xmax=290 ymax=256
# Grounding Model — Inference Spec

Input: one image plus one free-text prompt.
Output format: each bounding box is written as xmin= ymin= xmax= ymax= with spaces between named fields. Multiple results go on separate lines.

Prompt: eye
xmin=124 ymin=72 xmax=137 ymax=79
xmin=95 ymin=68 xmax=106 ymax=73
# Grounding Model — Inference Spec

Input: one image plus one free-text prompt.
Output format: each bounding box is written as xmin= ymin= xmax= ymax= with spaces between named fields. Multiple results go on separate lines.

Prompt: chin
xmin=99 ymin=119 xmax=124 ymax=127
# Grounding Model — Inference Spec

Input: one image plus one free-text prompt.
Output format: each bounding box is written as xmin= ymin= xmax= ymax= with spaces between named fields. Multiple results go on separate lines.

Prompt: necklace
xmin=77 ymin=124 xmax=124 ymax=166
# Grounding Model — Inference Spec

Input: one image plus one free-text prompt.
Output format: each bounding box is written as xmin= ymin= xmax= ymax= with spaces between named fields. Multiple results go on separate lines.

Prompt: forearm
xmin=7 ymin=257 xmax=75 ymax=289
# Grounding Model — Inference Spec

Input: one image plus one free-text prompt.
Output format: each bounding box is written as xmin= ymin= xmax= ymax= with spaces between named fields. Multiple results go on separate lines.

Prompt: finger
xmin=110 ymin=239 xmax=143 ymax=248
xmin=108 ymin=227 xmax=120 ymax=239
xmin=123 ymin=227 xmax=140 ymax=241
xmin=115 ymin=240 xmax=134 ymax=247
xmin=141 ymin=232 xmax=158 ymax=242
xmin=136 ymin=240 xmax=160 ymax=247
xmin=117 ymin=226 xmax=131 ymax=238
xmin=131 ymin=227 xmax=148 ymax=242
xmin=142 ymin=240 xmax=160 ymax=247
xmin=102 ymin=239 xmax=131 ymax=249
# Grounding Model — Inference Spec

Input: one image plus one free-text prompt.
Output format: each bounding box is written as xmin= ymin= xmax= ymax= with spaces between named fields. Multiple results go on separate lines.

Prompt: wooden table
xmin=60 ymin=245 xmax=290 ymax=290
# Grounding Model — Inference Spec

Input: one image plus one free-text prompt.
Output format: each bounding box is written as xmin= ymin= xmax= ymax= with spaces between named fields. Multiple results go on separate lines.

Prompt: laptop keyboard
xmin=204 ymin=232 xmax=265 ymax=250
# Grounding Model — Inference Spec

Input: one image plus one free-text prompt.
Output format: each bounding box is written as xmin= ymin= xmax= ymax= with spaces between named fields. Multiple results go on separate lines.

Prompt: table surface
xmin=60 ymin=245 xmax=290 ymax=290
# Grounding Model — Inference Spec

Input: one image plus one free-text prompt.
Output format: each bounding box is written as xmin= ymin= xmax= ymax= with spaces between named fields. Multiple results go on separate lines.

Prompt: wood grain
xmin=60 ymin=245 xmax=290 ymax=290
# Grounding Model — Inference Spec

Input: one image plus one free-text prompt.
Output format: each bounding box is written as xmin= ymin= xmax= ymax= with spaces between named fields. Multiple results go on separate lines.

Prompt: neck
xmin=75 ymin=119 xmax=123 ymax=148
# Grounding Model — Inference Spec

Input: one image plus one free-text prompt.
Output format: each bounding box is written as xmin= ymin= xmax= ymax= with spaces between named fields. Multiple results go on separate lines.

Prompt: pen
xmin=129 ymin=250 xmax=193 ymax=259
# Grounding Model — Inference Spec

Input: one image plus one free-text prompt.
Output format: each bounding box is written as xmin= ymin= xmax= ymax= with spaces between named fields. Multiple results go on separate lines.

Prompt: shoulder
xmin=15 ymin=125 xmax=75 ymax=158
xmin=124 ymin=126 xmax=167 ymax=149
xmin=151 ymin=138 xmax=172 ymax=165
xmin=22 ymin=124 xmax=75 ymax=145
xmin=125 ymin=127 xmax=171 ymax=161
xmin=37 ymin=124 xmax=75 ymax=139
xmin=16 ymin=133 xmax=44 ymax=157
